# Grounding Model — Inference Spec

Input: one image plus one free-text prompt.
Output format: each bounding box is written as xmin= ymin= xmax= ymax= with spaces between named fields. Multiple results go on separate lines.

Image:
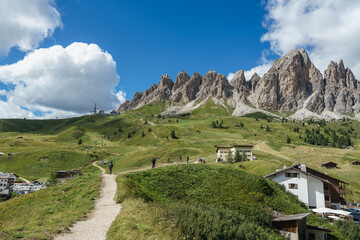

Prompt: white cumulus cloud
xmin=0 ymin=42 xmax=123 ymax=118
xmin=0 ymin=0 xmax=62 ymax=55
xmin=261 ymin=0 xmax=360 ymax=77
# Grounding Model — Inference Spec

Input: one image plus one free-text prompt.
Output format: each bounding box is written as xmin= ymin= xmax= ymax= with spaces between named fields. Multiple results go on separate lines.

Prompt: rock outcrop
xmin=117 ymin=49 xmax=360 ymax=120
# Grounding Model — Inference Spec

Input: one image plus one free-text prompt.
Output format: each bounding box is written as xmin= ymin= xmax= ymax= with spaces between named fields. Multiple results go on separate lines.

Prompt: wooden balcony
xmin=325 ymin=200 xmax=331 ymax=207
xmin=339 ymin=188 xmax=346 ymax=195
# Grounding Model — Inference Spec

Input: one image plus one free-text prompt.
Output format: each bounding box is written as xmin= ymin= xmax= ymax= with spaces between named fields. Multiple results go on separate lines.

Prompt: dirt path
xmin=19 ymin=177 xmax=30 ymax=184
xmin=55 ymin=162 xmax=121 ymax=240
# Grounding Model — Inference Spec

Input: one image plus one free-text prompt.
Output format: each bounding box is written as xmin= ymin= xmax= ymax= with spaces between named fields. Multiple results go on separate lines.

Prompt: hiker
xmin=201 ymin=156 xmax=204 ymax=163
xmin=186 ymin=156 xmax=189 ymax=164
xmin=108 ymin=162 xmax=113 ymax=174
xmin=179 ymin=155 xmax=182 ymax=162
xmin=151 ymin=158 xmax=157 ymax=168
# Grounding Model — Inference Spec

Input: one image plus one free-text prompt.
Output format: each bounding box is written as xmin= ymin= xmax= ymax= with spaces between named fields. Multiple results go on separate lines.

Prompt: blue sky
xmin=1 ymin=0 xmax=269 ymax=99
xmin=1 ymin=0 xmax=360 ymax=118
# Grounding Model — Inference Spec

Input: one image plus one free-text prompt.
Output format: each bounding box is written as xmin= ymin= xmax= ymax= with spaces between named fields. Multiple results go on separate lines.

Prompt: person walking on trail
xmin=108 ymin=162 xmax=113 ymax=174
xmin=151 ymin=158 xmax=157 ymax=168
xmin=179 ymin=155 xmax=182 ymax=162
xmin=186 ymin=156 xmax=189 ymax=164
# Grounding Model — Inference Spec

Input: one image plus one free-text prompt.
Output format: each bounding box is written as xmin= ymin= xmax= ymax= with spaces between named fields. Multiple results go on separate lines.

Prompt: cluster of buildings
xmin=90 ymin=103 xmax=119 ymax=116
xmin=216 ymin=145 xmax=254 ymax=161
xmin=265 ymin=163 xmax=347 ymax=210
xmin=265 ymin=164 xmax=356 ymax=240
xmin=0 ymin=172 xmax=46 ymax=200
xmin=215 ymin=145 xmax=358 ymax=240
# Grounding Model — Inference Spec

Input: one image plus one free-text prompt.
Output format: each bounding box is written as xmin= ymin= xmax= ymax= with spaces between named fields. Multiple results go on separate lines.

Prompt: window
xmin=285 ymin=172 xmax=299 ymax=178
xmin=289 ymin=183 xmax=298 ymax=189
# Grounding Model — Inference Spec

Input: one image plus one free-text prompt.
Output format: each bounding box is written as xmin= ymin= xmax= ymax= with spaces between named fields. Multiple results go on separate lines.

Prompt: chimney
xmin=276 ymin=167 xmax=280 ymax=172
xmin=300 ymin=163 xmax=307 ymax=172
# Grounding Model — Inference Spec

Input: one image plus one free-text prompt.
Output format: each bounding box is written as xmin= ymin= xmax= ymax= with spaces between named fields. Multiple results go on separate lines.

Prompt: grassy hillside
xmin=1 ymin=99 xmax=360 ymax=239
xmin=108 ymin=164 xmax=307 ymax=239
xmin=1 ymin=99 xmax=360 ymax=199
xmin=0 ymin=166 xmax=101 ymax=240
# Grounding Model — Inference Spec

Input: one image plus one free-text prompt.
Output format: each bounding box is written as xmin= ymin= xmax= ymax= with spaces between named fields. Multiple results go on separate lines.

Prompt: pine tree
xmin=128 ymin=133 xmax=131 ymax=138
xmin=286 ymin=136 xmax=291 ymax=144
xmin=242 ymin=150 xmax=247 ymax=161
xmin=78 ymin=139 xmax=82 ymax=145
xmin=265 ymin=125 xmax=270 ymax=132
xmin=234 ymin=150 xmax=241 ymax=162
xmin=171 ymin=130 xmax=177 ymax=139
xmin=141 ymin=131 xmax=145 ymax=137
xmin=227 ymin=150 xmax=234 ymax=163
xmin=148 ymin=128 xmax=152 ymax=132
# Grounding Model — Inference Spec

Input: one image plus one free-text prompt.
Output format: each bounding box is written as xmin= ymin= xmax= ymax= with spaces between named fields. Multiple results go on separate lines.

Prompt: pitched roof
xmin=272 ymin=213 xmax=311 ymax=222
xmin=264 ymin=165 xmax=331 ymax=184
xmin=0 ymin=172 xmax=17 ymax=179
xmin=264 ymin=164 xmax=348 ymax=184
xmin=216 ymin=145 xmax=253 ymax=152
xmin=321 ymin=162 xmax=337 ymax=166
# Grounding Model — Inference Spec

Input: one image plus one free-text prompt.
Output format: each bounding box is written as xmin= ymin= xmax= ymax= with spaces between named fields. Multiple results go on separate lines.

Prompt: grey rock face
xmin=172 ymin=72 xmax=202 ymax=103
xmin=323 ymin=60 xmax=358 ymax=113
xmin=173 ymin=71 xmax=190 ymax=92
xmin=118 ymin=49 xmax=359 ymax=119
xmin=196 ymin=70 xmax=232 ymax=100
xmin=255 ymin=49 xmax=318 ymax=111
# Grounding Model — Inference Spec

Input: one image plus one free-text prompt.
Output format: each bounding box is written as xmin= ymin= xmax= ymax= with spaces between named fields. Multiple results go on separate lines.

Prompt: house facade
xmin=12 ymin=183 xmax=46 ymax=194
xmin=272 ymin=213 xmax=329 ymax=240
xmin=265 ymin=164 xmax=347 ymax=209
xmin=216 ymin=145 xmax=253 ymax=161
xmin=0 ymin=172 xmax=17 ymax=190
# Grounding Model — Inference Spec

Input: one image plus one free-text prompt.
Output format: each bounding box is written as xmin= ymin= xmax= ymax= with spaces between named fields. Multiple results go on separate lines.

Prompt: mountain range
xmin=117 ymin=49 xmax=360 ymax=120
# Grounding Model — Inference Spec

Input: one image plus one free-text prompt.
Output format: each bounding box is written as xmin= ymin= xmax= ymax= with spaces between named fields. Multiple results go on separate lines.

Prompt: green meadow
xmin=1 ymin=99 xmax=360 ymax=239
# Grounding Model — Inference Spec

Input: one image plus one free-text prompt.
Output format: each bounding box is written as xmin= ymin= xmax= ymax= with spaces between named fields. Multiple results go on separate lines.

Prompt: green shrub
xmin=334 ymin=220 xmax=360 ymax=240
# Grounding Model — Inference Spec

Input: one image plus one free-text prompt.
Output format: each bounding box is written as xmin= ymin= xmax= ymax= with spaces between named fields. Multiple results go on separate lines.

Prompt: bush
xmin=165 ymin=203 xmax=275 ymax=240
xmin=78 ymin=138 xmax=82 ymax=145
xmin=334 ymin=220 xmax=360 ymax=240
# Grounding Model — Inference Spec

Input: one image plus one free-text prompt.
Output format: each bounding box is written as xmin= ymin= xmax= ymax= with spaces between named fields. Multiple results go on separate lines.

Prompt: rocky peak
xmin=118 ymin=48 xmax=360 ymax=119
xmin=158 ymin=74 xmax=174 ymax=89
xmin=230 ymin=70 xmax=246 ymax=89
xmin=249 ymin=73 xmax=260 ymax=92
xmin=255 ymin=48 xmax=318 ymax=111
xmin=172 ymin=72 xmax=202 ymax=103
xmin=323 ymin=60 xmax=358 ymax=113
xmin=196 ymin=70 xmax=232 ymax=100
xmin=173 ymin=71 xmax=190 ymax=91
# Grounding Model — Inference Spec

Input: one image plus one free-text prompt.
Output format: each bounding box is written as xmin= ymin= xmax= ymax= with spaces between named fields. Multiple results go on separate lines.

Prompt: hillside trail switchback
xmin=55 ymin=162 xmax=121 ymax=240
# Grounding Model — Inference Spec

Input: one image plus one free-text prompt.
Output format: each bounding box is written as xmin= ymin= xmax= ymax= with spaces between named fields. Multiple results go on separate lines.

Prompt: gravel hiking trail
xmin=55 ymin=162 xmax=121 ymax=240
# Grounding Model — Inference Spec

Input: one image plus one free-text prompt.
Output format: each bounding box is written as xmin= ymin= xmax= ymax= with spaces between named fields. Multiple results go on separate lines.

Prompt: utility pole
xmin=94 ymin=140 xmax=98 ymax=151
xmin=101 ymin=135 xmax=104 ymax=146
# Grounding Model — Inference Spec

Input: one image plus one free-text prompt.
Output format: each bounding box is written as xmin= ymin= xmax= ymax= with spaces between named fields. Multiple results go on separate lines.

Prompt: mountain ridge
xmin=118 ymin=49 xmax=360 ymax=120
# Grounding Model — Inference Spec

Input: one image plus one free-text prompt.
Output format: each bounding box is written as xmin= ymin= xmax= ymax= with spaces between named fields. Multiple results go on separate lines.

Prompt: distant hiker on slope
xmin=108 ymin=162 xmax=113 ymax=174
xmin=186 ymin=156 xmax=189 ymax=164
xmin=151 ymin=158 xmax=157 ymax=168
xmin=179 ymin=155 xmax=182 ymax=162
